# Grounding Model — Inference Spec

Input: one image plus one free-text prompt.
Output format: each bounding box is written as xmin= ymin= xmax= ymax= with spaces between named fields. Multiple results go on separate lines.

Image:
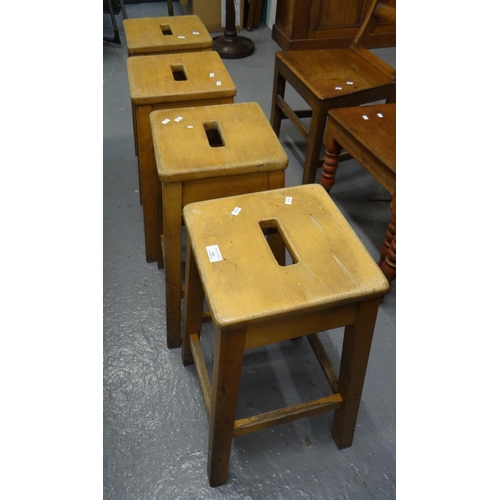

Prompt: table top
xmin=184 ymin=184 xmax=389 ymax=329
xmin=127 ymin=51 xmax=236 ymax=104
xmin=328 ymin=103 xmax=395 ymax=179
xmin=151 ymin=102 xmax=288 ymax=182
xmin=123 ymin=15 xmax=212 ymax=54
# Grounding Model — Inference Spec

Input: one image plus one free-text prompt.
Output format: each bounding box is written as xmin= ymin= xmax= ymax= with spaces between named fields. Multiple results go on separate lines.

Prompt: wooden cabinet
xmin=272 ymin=0 xmax=395 ymax=50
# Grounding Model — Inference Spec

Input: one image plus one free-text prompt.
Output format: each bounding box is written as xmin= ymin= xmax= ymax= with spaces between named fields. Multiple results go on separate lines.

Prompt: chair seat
xmin=276 ymin=48 xmax=394 ymax=101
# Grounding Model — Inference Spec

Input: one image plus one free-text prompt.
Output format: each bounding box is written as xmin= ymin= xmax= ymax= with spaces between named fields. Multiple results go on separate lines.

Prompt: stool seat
xmin=182 ymin=184 xmax=389 ymax=486
xmin=127 ymin=51 xmax=235 ymax=105
xmin=152 ymin=102 xmax=288 ymax=182
xmin=184 ymin=184 xmax=389 ymax=330
xmin=126 ymin=51 xmax=236 ymax=264
xmin=123 ymin=15 xmax=213 ymax=56
xmin=151 ymin=102 xmax=288 ymax=348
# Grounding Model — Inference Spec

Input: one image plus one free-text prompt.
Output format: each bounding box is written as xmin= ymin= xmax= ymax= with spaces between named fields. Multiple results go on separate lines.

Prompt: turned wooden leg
xmin=320 ymin=141 xmax=341 ymax=193
xmin=378 ymin=194 xmax=396 ymax=283
xmin=181 ymin=237 xmax=205 ymax=366
xmin=332 ymin=298 xmax=380 ymax=449
xmin=208 ymin=327 xmax=247 ymax=487
xmin=380 ymin=235 xmax=396 ymax=283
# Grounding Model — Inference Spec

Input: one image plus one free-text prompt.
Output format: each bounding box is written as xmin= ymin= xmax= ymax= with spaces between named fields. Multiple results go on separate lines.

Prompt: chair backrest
xmin=350 ymin=0 xmax=396 ymax=79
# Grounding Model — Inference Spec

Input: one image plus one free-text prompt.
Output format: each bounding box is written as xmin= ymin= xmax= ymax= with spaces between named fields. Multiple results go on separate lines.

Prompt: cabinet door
xmin=309 ymin=0 xmax=368 ymax=40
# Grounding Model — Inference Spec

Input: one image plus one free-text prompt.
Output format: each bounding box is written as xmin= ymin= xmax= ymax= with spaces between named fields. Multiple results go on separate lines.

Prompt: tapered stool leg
xmin=208 ymin=327 xmax=246 ymax=487
xmin=182 ymin=238 xmax=205 ymax=366
xmin=332 ymin=298 xmax=381 ymax=449
xmin=163 ymin=182 xmax=183 ymax=348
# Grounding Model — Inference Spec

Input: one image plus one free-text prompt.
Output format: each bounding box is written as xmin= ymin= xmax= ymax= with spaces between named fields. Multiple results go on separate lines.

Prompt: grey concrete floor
xmin=104 ymin=2 xmax=396 ymax=498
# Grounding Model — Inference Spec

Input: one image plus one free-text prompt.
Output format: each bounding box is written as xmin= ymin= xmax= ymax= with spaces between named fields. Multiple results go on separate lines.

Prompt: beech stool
xmin=181 ymin=184 xmax=390 ymax=486
xmin=150 ymin=102 xmax=288 ymax=349
xmin=123 ymin=15 xmax=213 ymax=56
xmin=127 ymin=51 xmax=236 ymax=263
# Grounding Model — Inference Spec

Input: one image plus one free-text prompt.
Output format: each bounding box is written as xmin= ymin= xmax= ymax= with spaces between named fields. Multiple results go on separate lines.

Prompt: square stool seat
xmin=151 ymin=102 xmax=288 ymax=349
xmin=127 ymin=51 xmax=236 ymax=263
xmin=123 ymin=15 xmax=213 ymax=56
xmin=181 ymin=184 xmax=390 ymax=486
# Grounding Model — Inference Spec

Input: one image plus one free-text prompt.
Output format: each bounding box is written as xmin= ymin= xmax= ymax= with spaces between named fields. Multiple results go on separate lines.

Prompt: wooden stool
xmin=150 ymin=102 xmax=288 ymax=349
xmin=127 ymin=51 xmax=236 ymax=263
xmin=181 ymin=184 xmax=389 ymax=486
xmin=123 ymin=15 xmax=213 ymax=56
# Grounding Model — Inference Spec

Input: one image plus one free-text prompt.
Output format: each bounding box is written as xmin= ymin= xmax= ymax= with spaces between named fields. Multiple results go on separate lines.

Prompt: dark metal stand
xmin=103 ymin=0 xmax=128 ymax=45
xmin=213 ymin=0 xmax=255 ymax=59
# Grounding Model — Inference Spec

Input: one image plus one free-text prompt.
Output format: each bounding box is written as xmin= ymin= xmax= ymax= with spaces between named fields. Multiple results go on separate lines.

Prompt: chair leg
xmin=168 ymin=0 xmax=174 ymax=16
xmin=208 ymin=327 xmax=247 ymax=487
xmin=270 ymin=60 xmax=286 ymax=138
xmin=302 ymin=109 xmax=328 ymax=185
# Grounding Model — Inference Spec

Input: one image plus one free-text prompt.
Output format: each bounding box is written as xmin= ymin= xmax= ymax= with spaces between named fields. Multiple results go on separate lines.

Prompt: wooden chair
xmin=270 ymin=0 xmax=396 ymax=185
xmin=182 ymin=184 xmax=389 ymax=486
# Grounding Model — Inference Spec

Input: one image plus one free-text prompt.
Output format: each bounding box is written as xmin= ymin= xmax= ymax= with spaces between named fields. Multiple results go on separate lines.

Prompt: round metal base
xmin=212 ymin=35 xmax=255 ymax=59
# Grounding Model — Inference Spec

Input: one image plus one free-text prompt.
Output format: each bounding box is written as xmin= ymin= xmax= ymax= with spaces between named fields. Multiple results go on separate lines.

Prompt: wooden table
xmin=127 ymin=51 xmax=236 ymax=263
xmin=321 ymin=103 xmax=395 ymax=282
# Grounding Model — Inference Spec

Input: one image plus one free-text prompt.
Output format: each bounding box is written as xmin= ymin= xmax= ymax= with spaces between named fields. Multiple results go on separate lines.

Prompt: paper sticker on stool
xmin=206 ymin=245 xmax=223 ymax=262
xmin=285 ymin=197 xmax=293 ymax=205
xmin=231 ymin=207 xmax=241 ymax=216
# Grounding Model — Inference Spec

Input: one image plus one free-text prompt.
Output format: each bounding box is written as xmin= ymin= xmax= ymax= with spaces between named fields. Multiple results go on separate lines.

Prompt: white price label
xmin=206 ymin=245 xmax=223 ymax=262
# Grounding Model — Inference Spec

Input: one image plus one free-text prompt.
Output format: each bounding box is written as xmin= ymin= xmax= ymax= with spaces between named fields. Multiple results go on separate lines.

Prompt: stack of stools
xmin=150 ymin=102 xmax=288 ymax=348
xmin=181 ymin=184 xmax=390 ymax=486
xmin=123 ymin=15 xmax=213 ymax=56
xmin=127 ymin=51 xmax=237 ymax=263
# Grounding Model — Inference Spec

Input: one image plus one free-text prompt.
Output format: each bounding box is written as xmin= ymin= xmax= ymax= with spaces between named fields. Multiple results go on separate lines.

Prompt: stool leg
xmin=163 ymin=182 xmax=183 ymax=348
xmin=182 ymin=237 xmax=205 ymax=366
xmin=137 ymin=105 xmax=158 ymax=263
xmin=154 ymin=164 xmax=164 ymax=270
xmin=208 ymin=327 xmax=246 ymax=487
xmin=332 ymin=298 xmax=380 ymax=449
